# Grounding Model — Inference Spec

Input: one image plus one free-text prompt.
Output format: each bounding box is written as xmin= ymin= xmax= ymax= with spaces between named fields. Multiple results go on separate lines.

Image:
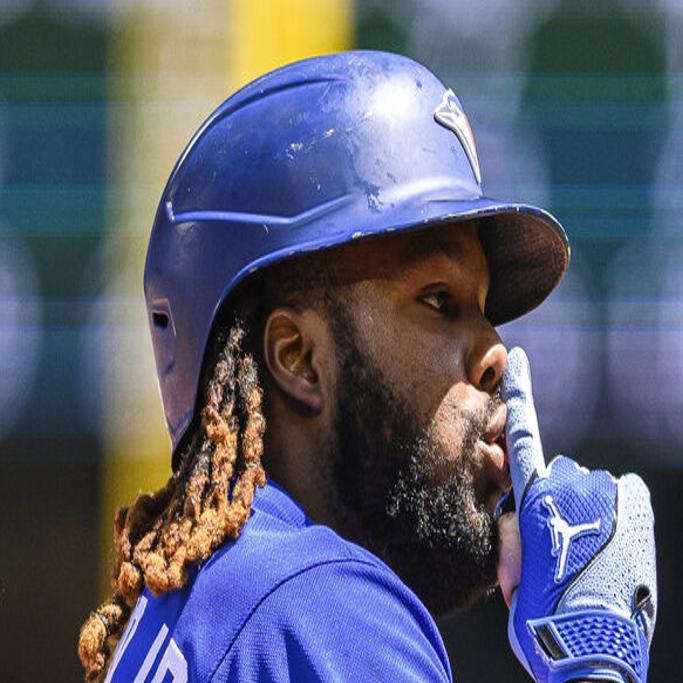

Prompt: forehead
xmin=323 ymin=220 xmax=489 ymax=286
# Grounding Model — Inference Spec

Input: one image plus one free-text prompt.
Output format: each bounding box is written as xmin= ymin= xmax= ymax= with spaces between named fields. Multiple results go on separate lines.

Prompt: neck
xmin=261 ymin=413 xmax=334 ymax=527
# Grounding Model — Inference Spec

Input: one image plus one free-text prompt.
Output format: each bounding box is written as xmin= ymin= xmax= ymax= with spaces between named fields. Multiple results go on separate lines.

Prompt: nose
xmin=467 ymin=323 xmax=508 ymax=394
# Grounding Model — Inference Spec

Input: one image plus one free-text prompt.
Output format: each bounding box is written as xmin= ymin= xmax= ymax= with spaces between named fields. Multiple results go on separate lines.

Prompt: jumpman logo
xmin=543 ymin=495 xmax=601 ymax=583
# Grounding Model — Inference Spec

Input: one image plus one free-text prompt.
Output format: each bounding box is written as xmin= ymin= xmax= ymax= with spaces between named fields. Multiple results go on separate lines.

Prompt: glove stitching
xmin=520 ymin=469 xmax=540 ymax=508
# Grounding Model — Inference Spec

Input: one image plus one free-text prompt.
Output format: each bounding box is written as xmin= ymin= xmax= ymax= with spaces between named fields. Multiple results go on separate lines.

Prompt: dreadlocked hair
xmin=78 ymin=317 xmax=267 ymax=682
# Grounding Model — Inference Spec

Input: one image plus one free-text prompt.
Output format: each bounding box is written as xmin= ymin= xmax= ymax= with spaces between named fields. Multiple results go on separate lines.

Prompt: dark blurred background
xmin=1 ymin=0 xmax=681 ymax=680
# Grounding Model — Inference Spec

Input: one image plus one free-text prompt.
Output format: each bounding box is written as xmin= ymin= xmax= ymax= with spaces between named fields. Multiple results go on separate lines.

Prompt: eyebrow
xmin=398 ymin=233 xmax=465 ymax=269
xmin=396 ymin=230 xmax=490 ymax=305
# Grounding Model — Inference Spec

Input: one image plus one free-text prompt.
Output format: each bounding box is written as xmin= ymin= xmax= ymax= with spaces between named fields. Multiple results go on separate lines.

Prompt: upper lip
xmin=481 ymin=402 xmax=507 ymax=447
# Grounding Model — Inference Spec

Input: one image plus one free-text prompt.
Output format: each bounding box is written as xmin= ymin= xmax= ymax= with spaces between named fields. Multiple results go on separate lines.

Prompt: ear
xmin=263 ymin=307 xmax=324 ymax=413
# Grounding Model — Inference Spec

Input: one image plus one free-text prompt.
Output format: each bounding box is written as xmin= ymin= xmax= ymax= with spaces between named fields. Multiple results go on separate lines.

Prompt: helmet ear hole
xmin=153 ymin=312 xmax=169 ymax=329
xmin=149 ymin=299 xmax=176 ymax=378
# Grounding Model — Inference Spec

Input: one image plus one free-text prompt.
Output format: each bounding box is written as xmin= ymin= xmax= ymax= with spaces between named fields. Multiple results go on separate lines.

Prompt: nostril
xmin=469 ymin=340 xmax=507 ymax=392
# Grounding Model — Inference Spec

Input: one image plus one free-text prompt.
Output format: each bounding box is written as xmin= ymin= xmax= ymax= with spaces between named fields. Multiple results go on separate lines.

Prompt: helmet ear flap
xmin=170 ymin=280 xmax=267 ymax=472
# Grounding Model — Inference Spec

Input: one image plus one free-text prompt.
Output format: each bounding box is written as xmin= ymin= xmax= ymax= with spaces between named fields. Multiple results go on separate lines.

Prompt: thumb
xmin=497 ymin=511 xmax=521 ymax=609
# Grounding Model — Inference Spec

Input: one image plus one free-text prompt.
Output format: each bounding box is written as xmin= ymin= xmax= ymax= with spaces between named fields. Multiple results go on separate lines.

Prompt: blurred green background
xmin=1 ymin=1 xmax=681 ymax=680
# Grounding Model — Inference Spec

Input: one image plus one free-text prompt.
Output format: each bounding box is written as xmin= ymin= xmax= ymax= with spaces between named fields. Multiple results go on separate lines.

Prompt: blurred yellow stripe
xmin=100 ymin=0 xmax=351 ymax=599
xmin=230 ymin=0 xmax=352 ymax=88
xmin=100 ymin=1 xmax=233 ymax=598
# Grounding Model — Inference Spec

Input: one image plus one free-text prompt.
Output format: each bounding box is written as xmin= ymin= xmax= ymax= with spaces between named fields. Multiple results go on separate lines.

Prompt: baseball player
xmin=78 ymin=51 xmax=656 ymax=682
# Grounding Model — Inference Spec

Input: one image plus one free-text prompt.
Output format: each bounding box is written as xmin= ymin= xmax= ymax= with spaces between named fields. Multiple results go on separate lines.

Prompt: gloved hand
xmin=501 ymin=347 xmax=657 ymax=683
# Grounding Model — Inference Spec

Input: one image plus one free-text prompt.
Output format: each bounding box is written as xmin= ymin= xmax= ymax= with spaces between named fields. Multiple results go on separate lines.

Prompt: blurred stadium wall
xmin=0 ymin=1 xmax=681 ymax=680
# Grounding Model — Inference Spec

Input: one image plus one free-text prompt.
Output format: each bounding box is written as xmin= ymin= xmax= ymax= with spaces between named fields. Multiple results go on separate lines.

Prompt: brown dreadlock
xmin=78 ymin=318 xmax=267 ymax=682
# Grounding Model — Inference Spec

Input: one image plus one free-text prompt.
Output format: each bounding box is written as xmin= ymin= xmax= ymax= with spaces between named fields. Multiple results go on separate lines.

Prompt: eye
xmin=420 ymin=290 xmax=452 ymax=314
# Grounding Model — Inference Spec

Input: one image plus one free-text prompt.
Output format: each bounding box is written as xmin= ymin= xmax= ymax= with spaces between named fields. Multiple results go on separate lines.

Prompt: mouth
xmin=481 ymin=403 xmax=508 ymax=460
xmin=477 ymin=403 xmax=511 ymax=504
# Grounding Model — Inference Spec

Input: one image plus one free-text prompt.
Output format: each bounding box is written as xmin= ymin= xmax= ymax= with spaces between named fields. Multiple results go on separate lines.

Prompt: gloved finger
xmin=501 ymin=346 xmax=547 ymax=507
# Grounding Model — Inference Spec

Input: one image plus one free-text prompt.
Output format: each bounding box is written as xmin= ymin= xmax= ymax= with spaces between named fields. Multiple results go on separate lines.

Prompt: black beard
xmin=327 ymin=302 xmax=499 ymax=617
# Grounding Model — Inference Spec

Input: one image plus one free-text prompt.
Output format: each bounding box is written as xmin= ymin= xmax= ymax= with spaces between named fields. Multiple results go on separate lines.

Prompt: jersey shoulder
xmin=209 ymin=552 xmax=453 ymax=682
xmin=105 ymin=481 xmax=451 ymax=682
xmin=175 ymin=482 xmax=399 ymax=678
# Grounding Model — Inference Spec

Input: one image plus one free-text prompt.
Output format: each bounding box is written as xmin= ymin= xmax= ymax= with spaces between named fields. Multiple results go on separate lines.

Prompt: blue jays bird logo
xmin=433 ymin=88 xmax=482 ymax=184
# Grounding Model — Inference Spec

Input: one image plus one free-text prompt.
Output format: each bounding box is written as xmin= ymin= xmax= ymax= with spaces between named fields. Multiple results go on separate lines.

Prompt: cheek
xmin=426 ymin=384 xmax=472 ymax=457
xmin=376 ymin=327 xmax=471 ymax=424
xmin=352 ymin=289 xmax=472 ymax=421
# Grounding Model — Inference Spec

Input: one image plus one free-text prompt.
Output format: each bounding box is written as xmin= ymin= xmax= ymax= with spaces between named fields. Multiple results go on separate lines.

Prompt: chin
xmin=372 ymin=531 xmax=500 ymax=620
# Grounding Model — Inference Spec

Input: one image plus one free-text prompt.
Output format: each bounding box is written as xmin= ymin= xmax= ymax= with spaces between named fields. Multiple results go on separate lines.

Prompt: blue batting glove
xmin=502 ymin=347 xmax=657 ymax=683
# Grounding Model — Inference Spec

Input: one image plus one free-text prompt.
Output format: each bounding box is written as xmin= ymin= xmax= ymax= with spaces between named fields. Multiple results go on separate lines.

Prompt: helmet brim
xmin=224 ymin=196 xmax=569 ymax=327
xmin=422 ymin=198 xmax=570 ymax=326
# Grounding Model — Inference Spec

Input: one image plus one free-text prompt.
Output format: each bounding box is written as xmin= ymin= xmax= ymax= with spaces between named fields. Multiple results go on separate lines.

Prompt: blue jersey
xmin=105 ymin=479 xmax=453 ymax=682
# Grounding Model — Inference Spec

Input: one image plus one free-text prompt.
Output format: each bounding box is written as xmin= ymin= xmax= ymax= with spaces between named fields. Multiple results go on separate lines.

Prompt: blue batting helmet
xmin=144 ymin=50 xmax=569 ymax=466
